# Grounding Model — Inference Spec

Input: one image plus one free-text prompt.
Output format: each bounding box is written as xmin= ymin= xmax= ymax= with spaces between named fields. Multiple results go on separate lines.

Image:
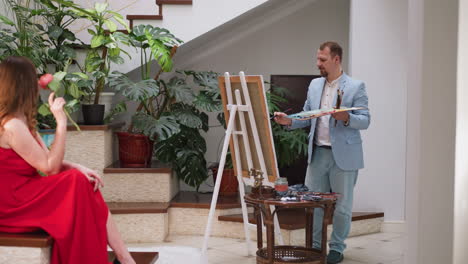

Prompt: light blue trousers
xmin=305 ymin=146 xmax=358 ymax=253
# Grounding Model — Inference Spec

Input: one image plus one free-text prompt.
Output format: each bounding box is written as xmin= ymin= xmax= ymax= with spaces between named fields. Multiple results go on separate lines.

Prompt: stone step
xmin=109 ymin=202 xmax=170 ymax=244
xmin=167 ymin=192 xmax=384 ymax=244
xmin=108 ymin=251 xmax=159 ymax=264
xmin=218 ymin=209 xmax=385 ymax=230
xmin=65 ymin=123 xmax=124 ymax=175
xmin=102 ymin=161 xmax=179 ymax=203
xmin=0 ymin=232 xmax=51 ymax=264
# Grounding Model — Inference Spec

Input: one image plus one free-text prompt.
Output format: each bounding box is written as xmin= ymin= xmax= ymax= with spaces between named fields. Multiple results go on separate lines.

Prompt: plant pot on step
xmin=116 ymin=132 xmax=154 ymax=168
xmin=211 ymin=168 xmax=239 ymax=196
xmin=82 ymin=104 xmax=105 ymax=125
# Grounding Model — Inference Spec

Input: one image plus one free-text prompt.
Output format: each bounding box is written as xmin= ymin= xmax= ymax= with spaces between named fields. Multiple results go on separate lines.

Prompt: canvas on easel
xmin=201 ymin=72 xmax=283 ymax=263
xmin=219 ymin=75 xmax=280 ymax=184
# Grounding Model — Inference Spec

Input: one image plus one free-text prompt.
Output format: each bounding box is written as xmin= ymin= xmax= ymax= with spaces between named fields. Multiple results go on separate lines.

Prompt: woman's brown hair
xmin=0 ymin=56 xmax=39 ymax=133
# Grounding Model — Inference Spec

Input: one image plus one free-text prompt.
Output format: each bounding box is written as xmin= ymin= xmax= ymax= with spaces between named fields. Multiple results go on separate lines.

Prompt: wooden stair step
xmin=104 ymin=161 xmax=171 ymax=174
xmin=156 ymin=0 xmax=192 ymax=5
xmin=170 ymin=191 xmax=242 ymax=209
xmin=108 ymin=251 xmax=159 ymax=264
xmin=108 ymin=202 xmax=170 ymax=214
xmin=127 ymin=15 xmax=163 ymax=21
xmin=0 ymin=231 xmax=53 ymax=248
xmin=218 ymin=209 xmax=385 ymax=230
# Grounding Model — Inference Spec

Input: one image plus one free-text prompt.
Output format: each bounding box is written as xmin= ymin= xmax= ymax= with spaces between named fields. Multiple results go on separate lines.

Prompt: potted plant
xmin=53 ymin=0 xmax=130 ymax=125
xmin=209 ymin=152 xmax=239 ymax=196
xmin=106 ymin=24 xmax=183 ymax=167
xmin=1 ymin=0 xmax=84 ymax=128
xmin=107 ymin=25 xmax=223 ymax=191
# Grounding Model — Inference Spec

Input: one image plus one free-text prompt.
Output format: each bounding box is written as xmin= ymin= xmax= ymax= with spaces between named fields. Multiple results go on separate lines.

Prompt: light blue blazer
xmin=289 ymin=73 xmax=370 ymax=170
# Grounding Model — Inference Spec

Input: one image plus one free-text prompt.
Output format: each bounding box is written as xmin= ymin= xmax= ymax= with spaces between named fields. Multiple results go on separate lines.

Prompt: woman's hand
xmin=75 ymin=164 xmax=104 ymax=192
xmin=48 ymin=92 xmax=67 ymax=125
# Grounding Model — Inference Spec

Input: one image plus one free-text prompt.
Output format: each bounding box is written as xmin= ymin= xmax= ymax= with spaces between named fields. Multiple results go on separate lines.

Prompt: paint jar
xmin=274 ymin=177 xmax=289 ymax=196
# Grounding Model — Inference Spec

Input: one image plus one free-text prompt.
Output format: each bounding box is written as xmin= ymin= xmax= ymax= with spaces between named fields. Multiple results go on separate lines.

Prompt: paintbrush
xmin=334 ymin=89 xmax=343 ymax=127
xmin=271 ymin=108 xmax=293 ymax=120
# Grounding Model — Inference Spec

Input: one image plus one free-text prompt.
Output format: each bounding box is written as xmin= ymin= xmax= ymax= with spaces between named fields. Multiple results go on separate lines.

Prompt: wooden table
xmin=244 ymin=193 xmax=336 ymax=264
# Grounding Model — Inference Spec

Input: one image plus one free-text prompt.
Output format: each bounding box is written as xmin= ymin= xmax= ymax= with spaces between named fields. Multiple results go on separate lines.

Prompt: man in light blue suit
xmin=274 ymin=41 xmax=370 ymax=264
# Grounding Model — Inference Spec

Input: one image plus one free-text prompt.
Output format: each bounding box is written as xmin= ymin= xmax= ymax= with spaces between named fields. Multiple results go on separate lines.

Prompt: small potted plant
xmin=54 ymin=0 xmax=130 ymax=125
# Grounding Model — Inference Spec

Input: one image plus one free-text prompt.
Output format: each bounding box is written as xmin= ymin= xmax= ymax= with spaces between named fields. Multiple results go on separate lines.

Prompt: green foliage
xmin=30 ymin=0 xmax=82 ymax=72
xmin=155 ymin=127 xmax=207 ymax=191
xmin=128 ymin=24 xmax=182 ymax=79
xmin=0 ymin=0 xmax=48 ymax=70
xmin=51 ymin=0 xmax=130 ymax=105
xmin=268 ymin=84 xmax=308 ymax=167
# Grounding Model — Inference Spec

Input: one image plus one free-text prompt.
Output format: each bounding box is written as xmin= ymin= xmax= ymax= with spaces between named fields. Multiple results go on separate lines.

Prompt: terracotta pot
xmin=212 ymin=168 xmax=239 ymax=196
xmin=116 ymin=132 xmax=154 ymax=168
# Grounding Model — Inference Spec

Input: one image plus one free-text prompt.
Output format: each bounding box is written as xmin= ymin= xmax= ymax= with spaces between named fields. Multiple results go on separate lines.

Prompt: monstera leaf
xmin=155 ymin=127 xmax=208 ymax=190
xmin=109 ymin=71 xmax=159 ymax=102
xmin=132 ymin=113 xmax=180 ymax=141
xmin=164 ymin=77 xmax=194 ymax=103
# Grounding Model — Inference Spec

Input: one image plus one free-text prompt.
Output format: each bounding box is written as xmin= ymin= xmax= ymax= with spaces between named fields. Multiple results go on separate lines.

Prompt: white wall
xmin=406 ymin=0 xmax=458 ymax=263
xmin=70 ymin=0 xmax=269 ymax=74
xmin=349 ymin=0 xmax=407 ymax=222
xmin=176 ymin=0 xmax=351 ymax=190
xmin=454 ymin=0 xmax=468 ymax=263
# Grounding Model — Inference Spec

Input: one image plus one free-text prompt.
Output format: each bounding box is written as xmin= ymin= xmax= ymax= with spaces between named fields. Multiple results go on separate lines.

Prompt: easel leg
xmin=201 ymin=107 xmax=238 ymax=261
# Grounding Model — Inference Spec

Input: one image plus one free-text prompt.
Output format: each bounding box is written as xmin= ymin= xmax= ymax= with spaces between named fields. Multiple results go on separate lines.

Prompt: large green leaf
xmin=108 ymin=72 xmax=159 ymax=101
xmin=175 ymin=150 xmax=207 ymax=189
xmin=155 ymin=127 xmax=207 ymax=189
xmin=183 ymin=70 xmax=219 ymax=93
xmin=132 ymin=113 xmax=180 ymax=140
xmin=104 ymin=19 xmax=117 ymax=32
xmin=165 ymin=77 xmax=194 ymax=103
xmin=90 ymin=35 xmax=105 ymax=48
xmin=170 ymin=104 xmax=203 ymax=129
xmin=94 ymin=2 xmax=107 ymax=13
xmin=194 ymin=91 xmax=222 ymax=112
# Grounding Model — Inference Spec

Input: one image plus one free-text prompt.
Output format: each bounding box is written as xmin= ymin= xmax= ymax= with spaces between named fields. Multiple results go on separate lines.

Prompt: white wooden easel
xmin=200 ymin=72 xmax=283 ymax=263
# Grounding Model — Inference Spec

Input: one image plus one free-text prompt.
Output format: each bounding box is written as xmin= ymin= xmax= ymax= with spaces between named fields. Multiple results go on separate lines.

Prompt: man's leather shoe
xmin=327 ymin=250 xmax=344 ymax=264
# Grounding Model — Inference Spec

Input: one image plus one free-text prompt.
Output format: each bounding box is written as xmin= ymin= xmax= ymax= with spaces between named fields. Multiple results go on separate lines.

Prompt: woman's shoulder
xmin=3 ymin=117 xmax=28 ymax=131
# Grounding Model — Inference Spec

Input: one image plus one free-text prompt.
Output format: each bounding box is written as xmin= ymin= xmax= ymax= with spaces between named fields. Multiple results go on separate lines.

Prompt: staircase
xmin=0 ymin=123 xmax=386 ymax=264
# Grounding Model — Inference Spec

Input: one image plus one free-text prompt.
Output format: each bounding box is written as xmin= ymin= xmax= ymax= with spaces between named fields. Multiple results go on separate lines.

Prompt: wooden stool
xmin=108 ymin=251 xmax=159 ymax=264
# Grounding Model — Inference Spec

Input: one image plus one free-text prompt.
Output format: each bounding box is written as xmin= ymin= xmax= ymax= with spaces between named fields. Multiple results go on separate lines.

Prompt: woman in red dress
xmin=0 ymin=56 xmax=136 ymax=264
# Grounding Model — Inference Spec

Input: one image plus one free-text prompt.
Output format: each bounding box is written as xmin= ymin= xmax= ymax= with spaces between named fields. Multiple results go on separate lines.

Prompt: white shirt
xmin=314 ymin=76 xmax=341 ymax=146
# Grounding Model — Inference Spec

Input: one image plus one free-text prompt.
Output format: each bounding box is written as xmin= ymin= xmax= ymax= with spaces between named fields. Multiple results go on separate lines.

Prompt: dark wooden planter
xmin=116 ymin=132 xmax=154 ymax=168
xmin=211 ymin=168 xmax=239 ymax=196
xmin=82 ymin=104 xmax=105 ymax=125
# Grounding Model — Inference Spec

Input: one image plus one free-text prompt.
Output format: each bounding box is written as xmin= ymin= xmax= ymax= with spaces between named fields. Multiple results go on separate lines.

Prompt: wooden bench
xmin=0 ymin=231 xmax=52 ymax=264
xmin=0 ymin=232 xmax=158 ymax=264
xmin=108 ymin=251 xmax=159 ymax=264
xmin=0 ymin=231 xmax=53 ymax=248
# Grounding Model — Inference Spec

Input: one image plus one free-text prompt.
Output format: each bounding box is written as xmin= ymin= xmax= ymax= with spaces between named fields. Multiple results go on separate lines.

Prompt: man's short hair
xmin=319 ymin=41 xmax=343 ymax=62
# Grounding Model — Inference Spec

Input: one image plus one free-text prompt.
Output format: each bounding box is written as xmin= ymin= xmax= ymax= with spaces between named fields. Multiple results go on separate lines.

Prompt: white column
xmin=454 ymin=0 xmax=468 ymax=263
xmin=406 ymin=0 xmax=458 ymax=263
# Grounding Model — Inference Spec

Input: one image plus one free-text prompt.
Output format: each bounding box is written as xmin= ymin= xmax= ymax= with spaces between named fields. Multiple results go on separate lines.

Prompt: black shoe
xmin=327 ymin=250 xmax=344 ymax=264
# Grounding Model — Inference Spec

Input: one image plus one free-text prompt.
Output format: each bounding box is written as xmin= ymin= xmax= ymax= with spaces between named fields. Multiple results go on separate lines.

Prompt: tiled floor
xmin=126 ymin=231 xmax=403 ymax=264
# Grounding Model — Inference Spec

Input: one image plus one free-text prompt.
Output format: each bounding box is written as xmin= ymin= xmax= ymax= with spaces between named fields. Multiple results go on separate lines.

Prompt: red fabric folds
xmin=0 ymin=147 xmax=110 ymax=264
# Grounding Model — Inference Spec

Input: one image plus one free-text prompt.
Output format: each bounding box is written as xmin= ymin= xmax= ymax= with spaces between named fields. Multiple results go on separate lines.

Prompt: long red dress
xmin=0 ymin=147 xmax=110 ymax=264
